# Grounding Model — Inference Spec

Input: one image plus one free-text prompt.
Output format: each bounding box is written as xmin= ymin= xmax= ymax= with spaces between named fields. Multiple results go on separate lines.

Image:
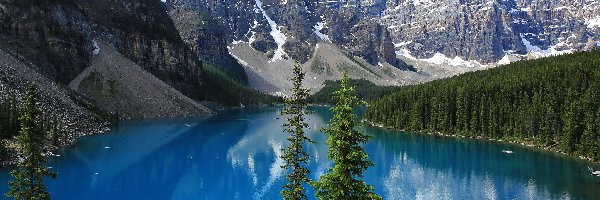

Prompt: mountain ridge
xmin=166 ymin=0 xmax=600 ymax=65
xmin=165 ymin=0 xmax=600 ymax=96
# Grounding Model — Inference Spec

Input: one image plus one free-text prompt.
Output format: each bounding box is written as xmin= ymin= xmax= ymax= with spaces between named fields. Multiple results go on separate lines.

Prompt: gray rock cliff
xmin=167 ymin=0 xmax=600 ymax=65
xmin=0 ymin=0 xmax=204 ymax=99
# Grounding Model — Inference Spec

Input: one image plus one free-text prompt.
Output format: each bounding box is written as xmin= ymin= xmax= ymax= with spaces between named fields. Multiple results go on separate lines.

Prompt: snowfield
xmin=395 ymin=48 xmax=483 ymax=68
xmin=520 ymin=35 xmax=573 ymax=57
xmin=254 ymin=0 xmax=287 ymax=62
xmin=313 ymin=21 xmax=329 ymax=42
xmin=587 ymin=16 xmax=600 ymax=29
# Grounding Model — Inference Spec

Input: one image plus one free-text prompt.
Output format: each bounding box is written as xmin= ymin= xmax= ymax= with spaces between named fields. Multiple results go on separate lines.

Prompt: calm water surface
xmin=1 ymin=107 xmax=599 ymax=199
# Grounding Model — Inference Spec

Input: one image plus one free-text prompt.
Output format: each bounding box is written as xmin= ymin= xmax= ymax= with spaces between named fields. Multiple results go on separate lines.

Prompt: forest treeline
xmin=309 ymin=79 xmax=398 ymax=104
xmin=365 ymin=50 xmax=600 ymax=161
xmin=200 ymin=63 xmax=281 ymax=106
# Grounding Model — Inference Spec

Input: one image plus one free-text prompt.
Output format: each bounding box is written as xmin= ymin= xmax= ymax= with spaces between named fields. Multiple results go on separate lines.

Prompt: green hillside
xmin=200 ymin=63 xmax=280 ymax=106
xmin=365 ymin=50 xmax=600 ymax=162
xmin=309 ymin=79 xmax=398 ymax=104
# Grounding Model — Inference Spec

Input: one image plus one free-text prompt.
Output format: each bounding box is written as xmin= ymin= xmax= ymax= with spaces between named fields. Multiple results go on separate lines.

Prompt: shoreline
xmin=362 ymin=119 xmax=599 ymax=166
xmin=0 ymin=103 xmax=270 ymax=168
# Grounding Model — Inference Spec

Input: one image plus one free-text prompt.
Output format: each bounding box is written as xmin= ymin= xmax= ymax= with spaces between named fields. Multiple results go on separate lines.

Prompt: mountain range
xmin=0 ymin=0 xmax=599 ymax=145
xmin=167 ymin=0 xmax=600 ymax=95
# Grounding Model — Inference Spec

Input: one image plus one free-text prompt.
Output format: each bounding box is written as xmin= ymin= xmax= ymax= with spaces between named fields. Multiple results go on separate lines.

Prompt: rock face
xmin=0 ymin=0 xmax=93 ymax=84
xmin=382 ymin=0 xmax=600 ymax=63
xmin=168 ymin=5 xmax=248 ymax=83
xmin=0 ymin=0 xmax=204 ymax=99
xmin=167 ymin=0 xmax=600 ymax=66
xmin=166 ymin=0 xmax=413 ymax=70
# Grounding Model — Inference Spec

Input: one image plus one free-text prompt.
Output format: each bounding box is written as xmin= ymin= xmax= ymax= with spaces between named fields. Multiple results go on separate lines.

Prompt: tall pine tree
xmin=6 ymin=83 xmax=56 ymax=200
xmin=281 ymin=63 xmax=313 ymax=200
xmin=312 ymin=74 xmax=381 ymax=200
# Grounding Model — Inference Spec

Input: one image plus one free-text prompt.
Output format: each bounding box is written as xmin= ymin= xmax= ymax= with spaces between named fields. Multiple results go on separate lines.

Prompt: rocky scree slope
xmin=69 ymin=41 xmax=213 ymax=120
xmin=0 ymin=0 xmax=204 ymax=99
xmin=0 ymin=44 xmax=111 ymax=150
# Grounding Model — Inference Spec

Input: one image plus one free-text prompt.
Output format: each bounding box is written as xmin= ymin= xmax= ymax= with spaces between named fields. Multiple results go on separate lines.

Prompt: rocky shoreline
xmin=0 ymin=45 xmax=113 ymax=167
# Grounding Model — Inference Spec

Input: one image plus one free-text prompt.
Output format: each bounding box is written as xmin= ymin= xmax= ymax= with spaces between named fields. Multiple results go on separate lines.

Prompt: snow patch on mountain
xmin=395 ymin=49 xmax=417 ymax=60
xmin=247 ymin=20 xmax=259 ymax=45
xmin=422 ymin=53 xmax=482 ymax=68
xmin=254 ymin=0 xmax=287 ymax=62
xmin=521 ymin=35 xmax=573 ymax=57
xmin=396 ymin=49 xmax=482 ymax=67
xmin=232 ymin=40 xmax=243 ymax=45
xmin=92 ymin=40 xmax=100 ymax=56
xmin=587 ymin=16 xmax=600 ymax=28
xmin=395 ymin=41 xmax=413 ymax=47
xmin=313 ymin=21 xmax=329 ymax=42
xmin=413 ymin=0 xmax=433 ymax=6
xmin=497 ymin=54 xmax=520 ymax=65
xmin=497 ymin=55 xmax=511 ymax=65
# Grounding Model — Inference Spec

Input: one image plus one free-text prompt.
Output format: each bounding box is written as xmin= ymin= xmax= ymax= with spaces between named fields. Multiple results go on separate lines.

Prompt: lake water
xmin=1 ymin=107 xmax=599 ymax=199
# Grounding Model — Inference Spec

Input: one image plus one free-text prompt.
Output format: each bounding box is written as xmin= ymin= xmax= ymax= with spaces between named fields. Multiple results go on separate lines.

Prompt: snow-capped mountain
xmin=165 ymin=0 xmax=600 ymax=95
xmin=167 ymin=0 xmax=410 ymax=69
xmin=383 ymin=0 xmax=600 ymax=64
xmin=168 ymin=0 xmax=599 ymax=66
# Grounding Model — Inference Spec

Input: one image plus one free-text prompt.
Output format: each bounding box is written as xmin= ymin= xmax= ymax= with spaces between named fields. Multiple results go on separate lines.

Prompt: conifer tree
xmin=312 ymin=74 xmax=381 ymax=200
xmin=281 ymin=63 xmax=313 ymax=200
xmin=6 ymin=83 xmax=56 ymax=200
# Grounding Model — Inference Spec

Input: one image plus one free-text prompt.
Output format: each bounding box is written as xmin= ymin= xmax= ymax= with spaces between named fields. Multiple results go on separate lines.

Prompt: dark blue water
xmin=1 ymin=107 xmax=599 ymax=199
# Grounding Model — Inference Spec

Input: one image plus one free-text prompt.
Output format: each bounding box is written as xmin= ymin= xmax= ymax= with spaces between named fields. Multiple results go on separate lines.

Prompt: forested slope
xmin=200 ymin=63 xmax=280 ymax=106
xmin=365 ymin=50 xmax=600 ymax=161
xmin=308 ymin=79 xmax=398 ymax=104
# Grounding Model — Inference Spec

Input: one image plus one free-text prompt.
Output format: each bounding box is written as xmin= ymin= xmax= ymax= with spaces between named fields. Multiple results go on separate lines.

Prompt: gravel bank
xmin=0 ymin=45 xmax=111 ymax=164
xmin=69 ymin=41 xmax=213 ymax=119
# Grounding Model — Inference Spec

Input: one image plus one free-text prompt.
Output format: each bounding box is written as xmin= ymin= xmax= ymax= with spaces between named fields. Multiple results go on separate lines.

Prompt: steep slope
xmin=68 ymin=41 xmax=213 ymax=119
xmin=0 ymin=0 xmax=280 ymax=164
xmin=0 ymin=45 xmax=110 ymax=146
xmin=366 ymin=49 xmax=600 ymax=163
xmin=168 ymin=4 xmax=248 ymax=83
xmin=0 ymin=0 xmax=203 ymax=99
xmin=168 ymin=0 xmax=600 ymax=65
xmin=166 ymin=0 xmax=412 ymax=69
xmin=382 ymin=0 xmax=600 ymax=63
xmin=165 ymin=0 xmax=600 ymax=97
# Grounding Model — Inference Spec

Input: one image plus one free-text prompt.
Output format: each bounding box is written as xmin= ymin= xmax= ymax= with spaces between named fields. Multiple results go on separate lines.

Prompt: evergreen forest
xmin=308 ymin=79 xmax=398 ymax=104
xmin=365 ymin=50 xmax=600 ymax=162
xmin=200 ymin=63 xmax=281 ymax=106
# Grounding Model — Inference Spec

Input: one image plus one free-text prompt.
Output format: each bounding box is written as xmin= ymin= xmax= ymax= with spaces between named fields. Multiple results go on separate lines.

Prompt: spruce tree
xmin=6 ymin=83 xmax=56 ymax=200
xmin=312 ymin=74 xmax=381 ymax=200
xmin=281 ymin=63 xmax=313 ymax=200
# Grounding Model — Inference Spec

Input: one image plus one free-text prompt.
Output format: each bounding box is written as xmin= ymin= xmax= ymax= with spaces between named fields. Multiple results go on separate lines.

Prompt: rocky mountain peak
xmin=167 ymin=0 xmax=411 ymax=70
xmin=168 ymin=0 xmax=600 ymax=69
xmin=383 ymin=0 xmax=600 ymax=63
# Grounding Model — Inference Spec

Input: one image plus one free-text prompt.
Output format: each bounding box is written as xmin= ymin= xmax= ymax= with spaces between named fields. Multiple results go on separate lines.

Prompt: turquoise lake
xmin=1 ymin=107 xmax=599 ymax=199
